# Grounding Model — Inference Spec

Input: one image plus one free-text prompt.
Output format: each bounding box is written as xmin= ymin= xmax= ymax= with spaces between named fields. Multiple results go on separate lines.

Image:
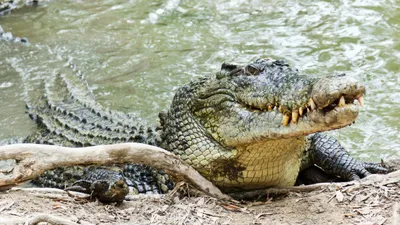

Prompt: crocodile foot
xmin=64 ymin=168 xmax=129 ymax=203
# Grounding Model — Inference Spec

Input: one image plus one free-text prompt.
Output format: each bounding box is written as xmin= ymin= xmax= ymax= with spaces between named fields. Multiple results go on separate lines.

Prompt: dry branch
xmin=228 ymin=170 xmax=400 ymax=200
xmin=8 ymin=187 xmax=165 ymax=202
xmin=1 ymin=143 xmax=399 ymax=202
xmin=0 ymin=143 xmax=231 ymax=200
xmin=9 ymin=187 xmax=90 ymax=201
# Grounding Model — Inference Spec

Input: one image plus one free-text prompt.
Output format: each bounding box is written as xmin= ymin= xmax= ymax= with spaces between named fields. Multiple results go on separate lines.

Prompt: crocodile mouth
xmin=283 ymin=94 xmax=364 ymax=126
xmin=242 ymin=94 xmax=364 ymax=127
xmin=241 ymin=73 xmax=366 ymax=127
xmin=319 ymin=95 xmax=364 ymax=113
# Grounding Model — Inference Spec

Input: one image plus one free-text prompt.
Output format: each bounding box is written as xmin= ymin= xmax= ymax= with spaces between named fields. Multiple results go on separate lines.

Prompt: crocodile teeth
xmin=299 ymin=107 xmax=303 ymax=116
xmin=282 ymin=114 xmax=290 ymax=126
xmin=308 ymin=98 xmax=316 ymax=110
xmin=292 ymin=111 xmax=299 ymax=124
xmin=268 ymin=105 xmax=273 ymax=111
xmin=257 ymin=97 xmax=266 ymax=110
xmin=357 ymin=96 xmax=364 ymax=107
xmin=279 ymin=105 xmax=283 ymax=112
xmin=338 ymin=96 xmax=346 ymax=107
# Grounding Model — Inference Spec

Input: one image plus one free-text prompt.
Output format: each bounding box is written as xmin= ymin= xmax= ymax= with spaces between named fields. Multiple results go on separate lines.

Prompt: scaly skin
xmin=64 ymin=168 xmax=129 ymax=203
xmin=1 ymin=28 xmax=387 ymax=200
xmin=24 ymin=64 xmax=173 ymax=196
xmin=25 ymin=58 xmax=387 ymax=193
xmin=159 ymin=58 xmax=387 ymax=190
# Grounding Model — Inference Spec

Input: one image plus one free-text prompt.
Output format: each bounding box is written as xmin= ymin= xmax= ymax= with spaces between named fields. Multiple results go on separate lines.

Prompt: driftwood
xmin=1 ymin=143 xmax=399 ymax=202
xmin=0 ymin=143 xmax=231 ymax=200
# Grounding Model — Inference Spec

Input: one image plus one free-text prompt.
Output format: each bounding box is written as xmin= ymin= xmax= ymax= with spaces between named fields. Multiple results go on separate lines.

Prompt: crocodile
xmin=0 ymin=24 xmax=387 ymax=200
xmin=20 ymin=54 xmax=388 ymax=197
xmin=0 ymin=25 xmax=173 ymax=201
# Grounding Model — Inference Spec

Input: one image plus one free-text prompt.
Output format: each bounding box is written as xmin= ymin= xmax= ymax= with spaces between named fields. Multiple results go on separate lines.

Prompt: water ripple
xmin=0 ymin=0 xmax=399 ymax=159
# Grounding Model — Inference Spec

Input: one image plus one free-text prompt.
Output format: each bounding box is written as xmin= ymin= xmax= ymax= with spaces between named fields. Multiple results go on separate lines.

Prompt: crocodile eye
xmin=244 ymin=65 xmax=260 ymax=75
xmin=218 ymin=62 xmax=242 ymax=79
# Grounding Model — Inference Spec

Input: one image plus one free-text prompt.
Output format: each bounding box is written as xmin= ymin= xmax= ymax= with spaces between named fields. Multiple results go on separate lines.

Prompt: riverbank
xmin=1 ymin=163 xmax=399 ymax=225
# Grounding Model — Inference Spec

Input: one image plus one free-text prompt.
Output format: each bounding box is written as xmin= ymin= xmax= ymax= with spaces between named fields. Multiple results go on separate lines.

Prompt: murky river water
xmin=0 ymin=0 xmax=399 ymax=161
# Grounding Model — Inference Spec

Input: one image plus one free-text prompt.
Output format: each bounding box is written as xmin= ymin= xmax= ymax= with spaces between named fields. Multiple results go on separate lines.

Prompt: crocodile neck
xmin=213 ymin=137 xmax=309 ymax=190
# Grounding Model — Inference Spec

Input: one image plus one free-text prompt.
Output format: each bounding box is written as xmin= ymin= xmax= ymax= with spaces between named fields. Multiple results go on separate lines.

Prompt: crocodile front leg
xmin=64 ymin=168 xmax=129 ymax=203
xmin=303 ymin=133 xmax=388 ymax=181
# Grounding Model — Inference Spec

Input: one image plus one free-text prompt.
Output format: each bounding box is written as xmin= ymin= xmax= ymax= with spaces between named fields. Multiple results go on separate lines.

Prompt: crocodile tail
xmin=8 ymin=47 xmax=173 ymax=194
xmin=19 ymin=54 xmax=160 ymax=147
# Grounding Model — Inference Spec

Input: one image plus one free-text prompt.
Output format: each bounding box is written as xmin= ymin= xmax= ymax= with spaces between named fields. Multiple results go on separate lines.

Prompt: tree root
xmin=0 ymin=143 xmax=231 ymax=200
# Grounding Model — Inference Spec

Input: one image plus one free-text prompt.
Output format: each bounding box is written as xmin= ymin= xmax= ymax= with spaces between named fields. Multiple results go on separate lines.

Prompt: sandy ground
xmin=0 ymin=160 xmax=398 ymax=225
xmin=0 ymin=172 xmax=399 ymax=225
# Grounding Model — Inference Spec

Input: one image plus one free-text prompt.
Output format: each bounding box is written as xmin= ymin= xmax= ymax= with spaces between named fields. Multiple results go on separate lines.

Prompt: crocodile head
xmin=184 ymin=58 xmax=365 ymax=146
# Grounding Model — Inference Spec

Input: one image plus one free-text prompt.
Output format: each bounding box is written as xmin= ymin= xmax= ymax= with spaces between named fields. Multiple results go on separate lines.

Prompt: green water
xmin=0 ymin=0 xmax=399 ymax=161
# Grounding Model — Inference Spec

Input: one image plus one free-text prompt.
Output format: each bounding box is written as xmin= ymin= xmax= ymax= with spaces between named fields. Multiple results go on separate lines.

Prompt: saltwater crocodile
xmin=0 ymin=25 xmax=387 ymax=201
xmin=21 ymin=55 xmax=388 ymax=193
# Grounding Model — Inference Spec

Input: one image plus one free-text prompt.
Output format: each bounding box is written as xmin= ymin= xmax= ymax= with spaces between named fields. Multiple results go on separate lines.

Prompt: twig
xmin=228 ymin=182 xmax=344 ymax=200
xmin=228 ymin=171 xmax=400 ymax=200
xmin=9 ymin=187 xmax=88 ymax=197
xmin=0 ymin=201 xmax=14 ymax=212
xmin=8 ymin=187 xmax=90 ymax=202
xmin=327 ymin=193 xmax=336 ymax=203
xmin=125 ymin=194 xmax=164 ymax=201
xmin=0 ymin=143 xmax=231 ymax=200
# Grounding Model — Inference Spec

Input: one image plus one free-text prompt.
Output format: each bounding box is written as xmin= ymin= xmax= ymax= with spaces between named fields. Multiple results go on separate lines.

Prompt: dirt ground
xmin=0 ymin=170 xmax=399 ymax=225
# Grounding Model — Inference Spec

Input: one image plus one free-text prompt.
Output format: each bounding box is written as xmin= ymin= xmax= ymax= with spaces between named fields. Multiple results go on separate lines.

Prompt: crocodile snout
xmin=311 ymin=74 xmax=365 ymax=110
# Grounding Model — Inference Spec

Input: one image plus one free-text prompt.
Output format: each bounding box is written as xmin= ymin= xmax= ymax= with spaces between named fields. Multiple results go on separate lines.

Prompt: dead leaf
xmin=336 ymin=190 xmax=344 ymax=203
xmin=197 ymin=197 xmax=205 ymax=205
